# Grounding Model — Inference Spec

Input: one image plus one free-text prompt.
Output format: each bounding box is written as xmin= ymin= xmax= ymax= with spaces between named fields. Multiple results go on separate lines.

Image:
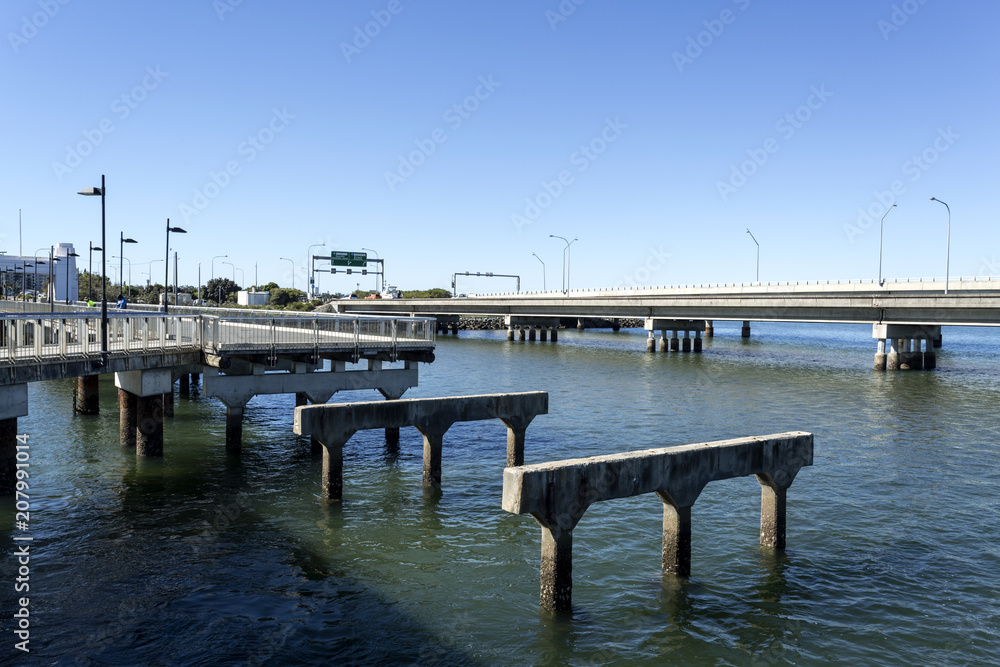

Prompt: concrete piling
xmin=693 ymin=330 xmax=703 ymax=353
xmin=179 ymin=373 xmax=190 ymax=394
xmin=646 ymin=331 xmax=656 ymax=353
xmin=0 ymin=418 xmax=17 ymax=495
xmin=119 ymin=389 xmax=137 ymax=448
xmin=507 ymin=326 xmax=515 ymax=341
xmin=550 ymin=328 xmax=558 ymax=342
xmin=742 ymin=321 xmax=751 ymax=338
xmin=540 ymin=527 xmax=574 ymax=611
xmin=887 ymin=338 xmax=901 ymax=370
xmin=528 ymin=327 xmax=537 ymax=342
xmin=670 ymin=331 xmax=679 ymax=352
xmin=163 ymin=391 xmax=174 ymax=418
xmin=225 ymin=406 xmax=244 ymax=454
xmin=539 ymin=328 xmax=548 ymax=342
xmin=705 ymin=320 xmax=714 ymax=338
xmin=518 ymin=327 xmax=525 ymax=342
xmin=75 ymin=375 xmax=100 ymax=414
xmin=682 ymin=331 xmax=692 ymax=352
xmin=136 ymin=394 xmax=164 ymax=457
xmin=660 ymin=502 xmax=692 ymax=577
xmin=420 ymin=430 xmax=445 ymax=487
xmin=874 ymin=339 xmax=887 ymax=370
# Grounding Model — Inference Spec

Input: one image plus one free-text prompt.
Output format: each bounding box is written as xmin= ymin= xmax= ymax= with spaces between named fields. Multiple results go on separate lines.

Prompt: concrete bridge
xmin=0 ymin=302 xmax=436 ymax=491
xmin=335 ymin=277 xmax=1000 ymax=370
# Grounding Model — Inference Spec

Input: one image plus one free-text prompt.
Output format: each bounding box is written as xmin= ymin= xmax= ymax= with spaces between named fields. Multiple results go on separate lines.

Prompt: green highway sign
xmin=331 ymin=251 xmax=367 ymax=268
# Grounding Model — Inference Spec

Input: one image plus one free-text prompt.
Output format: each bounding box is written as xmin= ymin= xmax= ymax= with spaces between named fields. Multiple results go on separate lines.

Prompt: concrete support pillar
xmin=162 ymin=391 xmax=174 ymax=418
xmin=321 ymin=442 xmax=344 ymax=501
xmin=758 ymin=480 xmax=787 ymax=550
xmin=539 ymin=526 xmax=573 ymax=612
xmin=924 ymin=338 xmax=936 ymax=370
xmin=179 ymin=373 xmax=190 ymax=395
xmin=506 ymin=427 xmax=525 ymax=468
xmin=659 ymin=331 xmax=669 ymax=352
xmin=518 ymin=327 xmax=526 ymax=342
xmin=450 ymin=323 xmax=459 ymax=335
xmin=705 ymin=320 xmax=714 ymax=338
xmin=539 ymin=328 xmax=547 ymax=342
xmin=693 ymin=330 xmax=703 ymax=353
xmin=136 ymin=394 xmax=164 ymax=457
xmin=0 ymin=418 xmax=17 ymax=495
xmin=742 ymin=321 xmax=751 ymax=338
xmin=576 ymin=319 xmax=585 ymax=331
xmin=661 ymin=503 xmax=692 ymax=577
xmin=670 ymin=331 xmax=679 ymax=352
xmin=189 ymin=373 xmax=200 ymax=387
xmin=899 ymin=339 xmax=915 ymax=370
xmin=874 ymin=339 xmax=887 ymax=371
xmin=119 ymin=389 xmax=137 ymax=448
xmin=886 ymin=338 xmax=901 ymax=371
xmin=225 ymin=406 xmax=244 ymax=454
xmin=295 ymin=392 xmax=324 ymax=453
xmin=550 ymin=328 xmax=557 ymax=343
xmin=612 ymin=319 xmax=621 ymax=332
xmin=681 ymin=331 xmax=692 ymax=353
xmin=646 ymin=330 xmax=656 ymax=353
xmin=507 ymin=326 xmax=515 ymax=341
xmin=908 ymin=339 xmax=924 ymax=370
xmin=528 ymin=327 xmax=537 ymax=342
xmin=75 ymin=375 xmax=100 ymax=415
xmin=421 ymin=431 xmax=445 ymax=487
xmin=933 ymin=333 xmax=942 ymax=348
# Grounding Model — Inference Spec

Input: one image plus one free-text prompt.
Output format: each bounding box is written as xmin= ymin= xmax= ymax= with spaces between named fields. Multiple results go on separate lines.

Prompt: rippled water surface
xmin=3 ymin=321 xmax=999 ymax=665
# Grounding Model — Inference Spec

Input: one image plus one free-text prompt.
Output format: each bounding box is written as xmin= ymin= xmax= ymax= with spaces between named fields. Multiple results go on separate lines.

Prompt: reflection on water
xmin=1 ymin=321 xmax=999 ymax=664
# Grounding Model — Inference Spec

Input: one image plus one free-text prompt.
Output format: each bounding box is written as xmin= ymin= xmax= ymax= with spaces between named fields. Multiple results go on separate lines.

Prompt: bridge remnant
xmin=294 ymin=391 xmax=548 ymax=500
xmin=502 ymin=431 xmax=813 ymax=611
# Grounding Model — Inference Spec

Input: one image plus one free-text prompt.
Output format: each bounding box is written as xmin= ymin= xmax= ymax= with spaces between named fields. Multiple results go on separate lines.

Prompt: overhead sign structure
xmin=331 ymin=251 xmax=367 ymax=268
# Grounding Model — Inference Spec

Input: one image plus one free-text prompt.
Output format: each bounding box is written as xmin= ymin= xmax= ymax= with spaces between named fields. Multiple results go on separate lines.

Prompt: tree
xmin=259 ymin=281 xmax=279 ymax=292
xmin=268 ymin=287 xmax=305 ymax=306
xmin=205 ymin=277 xmax=240 ymax=304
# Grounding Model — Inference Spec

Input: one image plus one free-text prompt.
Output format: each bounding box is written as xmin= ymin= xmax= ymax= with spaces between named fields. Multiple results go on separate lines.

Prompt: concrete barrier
xmin=502 ymin=431 xmax=813 ymax=611
xmin=295 ymin=391 xmax=548 ymax=500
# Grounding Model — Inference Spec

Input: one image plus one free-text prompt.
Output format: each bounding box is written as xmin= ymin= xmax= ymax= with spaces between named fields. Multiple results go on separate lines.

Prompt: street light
xmin=211 ymin=254 xmax=227 ymax=304
xmin=222 ymin=261 xmax=235 ymax=282
xmin=930 ymin=197 xmax=951 ymax=294
xmin=88 ymin=242 xmax=103 ymax=302
xmin=361 ymin=247 xmax=379 ymax=291
xmin=112 ymin=256 xmax=132 ymax=296
xmin=878 ymin=202 xmax=896 ymax=286
xmin=549 ymin=235 xmax=578 ymax=292
xmin=164 ymin=219 xmax=187 ymax=312
xmin=119 ymin=231 xmax=137 ymax=298
xmin=279 ymin=257 xmax=295 ymax=290
xmin=746 ymin=229 xmax=759 ymax=284
xmin=532 ymin=252 xmax=546 ymax=291
xmin=308 ymin=242 xmax=326 ymax=297
xmin=235 ymin=267 xmax=244 ymax=286
xmin=64 ymin=251 xmax=80 ymax=304
xmin=78 ymin=175 xmax=108 ymax=353
xmin=32 ymin=248 xmax=47 ymax=302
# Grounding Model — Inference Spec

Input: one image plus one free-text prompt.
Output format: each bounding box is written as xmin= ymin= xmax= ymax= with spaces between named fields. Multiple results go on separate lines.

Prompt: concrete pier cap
xmin=0 ymin=384 xmax=29 ymax=421
xmin=644 ymin=319 xmax=706 ymax=332
xmin=872 ymin=323 xmax=941 ymax=341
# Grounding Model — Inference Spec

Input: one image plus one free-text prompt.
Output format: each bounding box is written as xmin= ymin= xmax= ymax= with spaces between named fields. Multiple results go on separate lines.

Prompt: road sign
xmin=331 ymin=251 xmax=367 ymax=268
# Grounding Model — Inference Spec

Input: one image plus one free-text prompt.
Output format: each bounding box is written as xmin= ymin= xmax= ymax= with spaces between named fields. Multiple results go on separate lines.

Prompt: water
xmin=2 ymin=321 xmax=999 ymax=665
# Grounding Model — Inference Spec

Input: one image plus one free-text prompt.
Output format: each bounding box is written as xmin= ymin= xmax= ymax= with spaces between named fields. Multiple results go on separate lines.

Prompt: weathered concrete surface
xmin=502 ymin=431 xmax=813 ymax=610
xmin=75 ymin=374 xmax=100 ymax=414
xmin=294 ymin=391 xmax=548 ymax=500
xmin=119 ymin=389 xmax=137 ymax=448
xmin=114 ymin=369 xmax=174 ymax=397
xmin=0 ymin=417 xmax=18 ymax=495
xmin=644 ymin=319 xmax=705 ymax=332
xmin=136 ymin=393 xmax=163 ymax=457
xmin=0 ymin=384 xmax=28 ymax=421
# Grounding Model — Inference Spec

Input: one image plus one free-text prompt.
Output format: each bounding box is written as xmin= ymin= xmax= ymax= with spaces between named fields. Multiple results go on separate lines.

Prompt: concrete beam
xmin=502 ymin=431 xmax=813 ymax=610
xmin=644 ymin=319 xmax=705 ymax=332
xmin=0 ymin=384 xmax=28 ymax=421
xmin=114 ymin=369 xmax=174 ymax=397
xmin=505 ymin=316 xmax=561 ymax=328
xmin=872 ymin=323 xmax=941 ymax=339
xmin=203 ymin=365 xmax=419 ymax=408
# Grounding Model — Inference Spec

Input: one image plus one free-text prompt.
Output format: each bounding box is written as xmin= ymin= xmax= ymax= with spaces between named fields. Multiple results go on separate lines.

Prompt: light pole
xmin=77 ymin=175 xmax=107 ymax=353
xmin=88 ymin=242 xmax=103 ymax=302
xmin=930 ymin=197 xmax=951 ymax=294
xmin=532 ymin=252 xmax=546 ymax=291
xmin=64 ymin=251 xmax=79 ymax=303
xmin=549 ymin=235 xmax=578 ymax=292
xmin=236 ymin=267 xmax=244 ymax=286
xmin=32 ymin=248 xmax=47 ymax=302
xmin=308 ymin=242 xmax=326 ymax=297
xmin=222 ymin=261 xmax=235 ymax=283
xmin=112 ymin=256 xmax=132 ymax=296
xmin=878 ymin=202 xmax=896 ymax=286
xmin=279 ymin=257 xmax=295 ymax=290
xmin=361 ymin=247 xmax=379 ymax=291
xmin=211 ymin=254 xmax=227 ymax=304
xmin=165 ymin=219 xmax=187 ymax=312
xmin=119 ymin=231 xmax=137 ymax=298
xmin=746 ymin=229 xmax=759 ymax=284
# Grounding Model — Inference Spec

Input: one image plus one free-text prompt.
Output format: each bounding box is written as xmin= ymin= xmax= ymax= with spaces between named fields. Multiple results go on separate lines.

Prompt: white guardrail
xmin=0 ymin=309 xmax=435 ymax=367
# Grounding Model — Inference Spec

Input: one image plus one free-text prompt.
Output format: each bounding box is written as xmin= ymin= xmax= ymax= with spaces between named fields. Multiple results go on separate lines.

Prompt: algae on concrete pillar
xmin=136 ymin=394 xmax=164 ymax=457
xmin=75 ymin=375 xmax=100 ymax=414
xmin=119 ymin=389 xmax=137 ymax=448
xmin=0 ymin=417 xmax=17 ymax=495
xmin=321 ymin=442 xmax=345 ymax=501
xmin=539 ymin=525 xmax=573 ymax=611
xmin=887 ymin=338 xmax=901 ymax=370
xmin=420 ymin=430 xmax=446 ymax=487
xmin=646 ymin=330 xmax=656 ymax=353
xmin=660 ymin=501 xmax=692 ymax=577
xmin=874 ymin=339 xmax=887 ymax=371
xmin=660 ymin=331 xmax=669 ymax=352
xmin=757 ymin=474 xmax=788 ymax=550
xmin=225 ymin=406 xmax=244 ymax=453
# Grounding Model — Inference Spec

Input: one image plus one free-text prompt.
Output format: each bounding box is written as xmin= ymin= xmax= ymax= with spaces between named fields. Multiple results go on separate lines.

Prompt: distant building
xmin=0 ymin=243 xmax=79 ymax=301
xmin=237 ymin=291 xmax=269 ymax=306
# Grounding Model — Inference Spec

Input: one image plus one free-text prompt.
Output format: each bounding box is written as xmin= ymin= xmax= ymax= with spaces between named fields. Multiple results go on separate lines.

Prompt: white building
xmin=1 ymin=243 xmax=79 ymax=301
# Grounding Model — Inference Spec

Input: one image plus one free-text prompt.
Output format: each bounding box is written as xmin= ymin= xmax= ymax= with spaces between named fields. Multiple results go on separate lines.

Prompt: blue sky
xmin=2 ymin=0 xmax=998 ymax=294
